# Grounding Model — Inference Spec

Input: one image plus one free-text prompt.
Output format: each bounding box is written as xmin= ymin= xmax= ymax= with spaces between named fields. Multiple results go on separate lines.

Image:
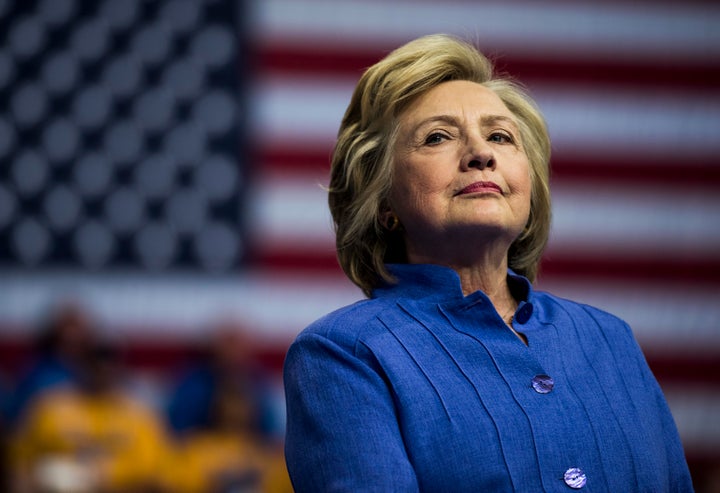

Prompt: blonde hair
xmin=328 ymin=34 xmax=551 ymax=297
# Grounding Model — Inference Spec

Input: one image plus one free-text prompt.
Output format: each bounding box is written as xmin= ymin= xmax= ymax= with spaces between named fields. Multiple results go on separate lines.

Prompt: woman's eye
xmin=489 ymin=132 xmax=514 ymax=144
xmin=424 ymin=132 xmax=448 ymax=145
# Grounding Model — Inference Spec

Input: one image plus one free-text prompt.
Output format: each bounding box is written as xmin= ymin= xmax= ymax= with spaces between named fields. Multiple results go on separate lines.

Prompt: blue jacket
xmin=284 ymin=264 xmax=693 ymax=492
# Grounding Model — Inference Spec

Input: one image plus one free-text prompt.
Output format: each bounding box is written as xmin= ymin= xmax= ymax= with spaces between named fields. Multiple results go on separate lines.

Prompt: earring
xmin=384 ymin=213 xmax=399 ymax=232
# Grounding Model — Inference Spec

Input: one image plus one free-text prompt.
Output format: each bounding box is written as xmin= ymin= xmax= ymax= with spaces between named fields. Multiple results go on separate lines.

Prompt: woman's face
xmin=389 ymin=80 xmax=532 ymax=264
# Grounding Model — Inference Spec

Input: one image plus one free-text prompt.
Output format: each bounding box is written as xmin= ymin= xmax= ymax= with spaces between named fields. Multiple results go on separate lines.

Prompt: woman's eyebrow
xmin=407 ymin=114 xmax=519 ymax=141
xmin=413 ymin=114 xmax=461 ymax=130
xmin=413 ymin=114 xmax=518 ymax=129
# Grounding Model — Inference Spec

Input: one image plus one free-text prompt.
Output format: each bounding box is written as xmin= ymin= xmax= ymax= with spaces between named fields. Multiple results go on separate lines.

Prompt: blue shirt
xmin=284 ymin=264 xmax=693 ymax=492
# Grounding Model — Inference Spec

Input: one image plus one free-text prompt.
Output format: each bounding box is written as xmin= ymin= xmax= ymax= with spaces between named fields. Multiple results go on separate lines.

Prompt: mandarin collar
xmin=371 ymin=263 xmax=533 ymax=305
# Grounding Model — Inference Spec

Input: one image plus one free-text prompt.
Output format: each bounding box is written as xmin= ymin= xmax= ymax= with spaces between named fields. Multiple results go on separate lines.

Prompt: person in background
xmin=0 ymin=371 xmax=10 ymax=492
xmin=6 ymin=302 xmax=96 ymax=426
xmin=9 ymin=341 xmax=170 ymax=493
xmin=283 ymin=34 xmax=694 ymax=491
xmin=162 ymin=380 xmax=292 ymax=493
xmin=165 ymin=320 xmax=280 ymax=440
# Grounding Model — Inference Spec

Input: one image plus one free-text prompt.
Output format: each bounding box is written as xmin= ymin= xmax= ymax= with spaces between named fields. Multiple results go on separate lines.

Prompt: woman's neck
xmin=404 ymin=233 xmax=517 ymax=312
xmin=453 ymin=263 xmax=514 ymax=305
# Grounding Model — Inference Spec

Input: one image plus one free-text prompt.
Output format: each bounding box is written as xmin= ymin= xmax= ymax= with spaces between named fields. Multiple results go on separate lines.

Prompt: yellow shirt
xmin=164 ymin=431 xmax=292 ymax=493
xmin=11 ymin=386 xmax=170 ymax=492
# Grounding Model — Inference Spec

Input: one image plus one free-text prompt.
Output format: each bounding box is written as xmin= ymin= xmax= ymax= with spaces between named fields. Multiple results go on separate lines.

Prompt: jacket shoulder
xmin=295 ymin=297 xmax=397 ymax=346
xmin=533 ymin=290 xmax=639 ymax=350
xmin=535 ymin=290 xmax=628 ymax=326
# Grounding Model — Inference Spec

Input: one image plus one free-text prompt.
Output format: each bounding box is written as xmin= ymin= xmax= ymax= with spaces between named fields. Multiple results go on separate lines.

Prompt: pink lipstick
xmin=457 ymin=181 xmax=503 ymax=195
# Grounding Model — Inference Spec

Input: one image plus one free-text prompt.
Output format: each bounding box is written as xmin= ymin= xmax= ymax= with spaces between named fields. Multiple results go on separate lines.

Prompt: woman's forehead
xmin=399 ymin=80 xmax=515 ymax=126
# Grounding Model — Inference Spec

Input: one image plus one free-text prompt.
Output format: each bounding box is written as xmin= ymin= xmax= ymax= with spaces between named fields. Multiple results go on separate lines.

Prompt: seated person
xmin=7 ymin=302 xmax=96 ymax=426
xmin=166 ymin=322 xmax=280 ymax=439
xmin=163 ymin=381 xmax=291 ymax=493
xmin=9 ymin=341 xmax=170 ymax=493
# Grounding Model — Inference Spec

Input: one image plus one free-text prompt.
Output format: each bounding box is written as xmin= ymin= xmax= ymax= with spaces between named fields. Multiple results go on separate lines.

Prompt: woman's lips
xmin=457 ymin=181 xmax=503 ymax=195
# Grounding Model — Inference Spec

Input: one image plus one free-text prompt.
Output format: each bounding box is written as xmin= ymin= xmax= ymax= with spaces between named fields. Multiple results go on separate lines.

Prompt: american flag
xmin=1 ymin=0 xmax=719 ymax=487
xmin=245 ymin=0 xmax=720 ymax=486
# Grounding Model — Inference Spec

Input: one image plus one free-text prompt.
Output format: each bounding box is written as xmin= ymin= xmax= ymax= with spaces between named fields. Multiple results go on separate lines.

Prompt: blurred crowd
xmin=0 ymin=302 xmax=292 ymax=493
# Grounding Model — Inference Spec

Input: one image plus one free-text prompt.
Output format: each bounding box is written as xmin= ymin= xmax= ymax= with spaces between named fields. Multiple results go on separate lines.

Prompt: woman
xmin=283 ymin=34 xmax=693 ymax=492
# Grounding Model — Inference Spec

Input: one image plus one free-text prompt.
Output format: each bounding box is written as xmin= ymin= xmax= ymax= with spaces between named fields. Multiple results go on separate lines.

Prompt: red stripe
xmin=649 ymin=353 xmax=720 ymax=387
xmin=254 ymin=44 xmax=720 ymax=90
xmin=248 ymin=246 xmax=720 ymax=285
xmin=255 ymin=147 xmax=720 ymax=189
xmin=246 ymin=247 xmax=342 ymax=275
xmin=540 ymin=255 xmax=720 ymax=285
xmin=551 ymin=157 xmax=720 ymax=188
xmin=493 ymin=55 xmax=720 ymax=91
xmin=1 ymin=335 xmax=718 ymax=383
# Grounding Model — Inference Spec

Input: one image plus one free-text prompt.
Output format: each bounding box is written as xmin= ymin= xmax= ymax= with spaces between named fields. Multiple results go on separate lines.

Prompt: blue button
xmin=514 ymin=302 xmax=533 ymax=324
xmin=531 ymin=374 xmax=554 ymax=394
xmin=564 ymin=467 xmax=586 ymax=489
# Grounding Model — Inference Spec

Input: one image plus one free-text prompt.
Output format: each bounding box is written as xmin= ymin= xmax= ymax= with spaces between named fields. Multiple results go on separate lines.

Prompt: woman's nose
xmin=461 ymin=138 xmax=495 ymax=171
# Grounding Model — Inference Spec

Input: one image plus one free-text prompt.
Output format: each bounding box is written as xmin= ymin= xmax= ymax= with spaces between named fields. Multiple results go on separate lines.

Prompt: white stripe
xmin=549 ymin=183 xmax=720 ymax=257
xmin=0 ymin=272 xmax=717 ymax=352
xmin=248 ymin=174 xmax=720 ymax=256
xmin=664 ymin=387 xmax=720 ymax=453
xmin=0 ymin=270 xmax=362 ymax=342
xmin=536 ymin=278 xmax=720 ymax=355
xmin=247 ymin=173 xmax=334 ymax=249
xmin=252 ymin=0 xmax=720 ymax=60
xmin=252 ymin=77 xmax=720 ymax=159
xmin=250 ymin=77 xmax=353 ymax=148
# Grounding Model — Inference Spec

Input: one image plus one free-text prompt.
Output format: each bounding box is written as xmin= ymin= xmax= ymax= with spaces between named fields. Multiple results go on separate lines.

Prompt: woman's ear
xmin=380 ymin=210 xmax=400 ymax=232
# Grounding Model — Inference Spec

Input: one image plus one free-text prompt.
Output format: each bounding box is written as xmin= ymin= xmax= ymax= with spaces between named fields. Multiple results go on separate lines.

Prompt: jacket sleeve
xmin=283 ymin=331 xmax=419 ymax=492
xmin=632 ymin=338 xmax=695 ymax=492
xmin=590 ymin=306 xmax=695 ymax=492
